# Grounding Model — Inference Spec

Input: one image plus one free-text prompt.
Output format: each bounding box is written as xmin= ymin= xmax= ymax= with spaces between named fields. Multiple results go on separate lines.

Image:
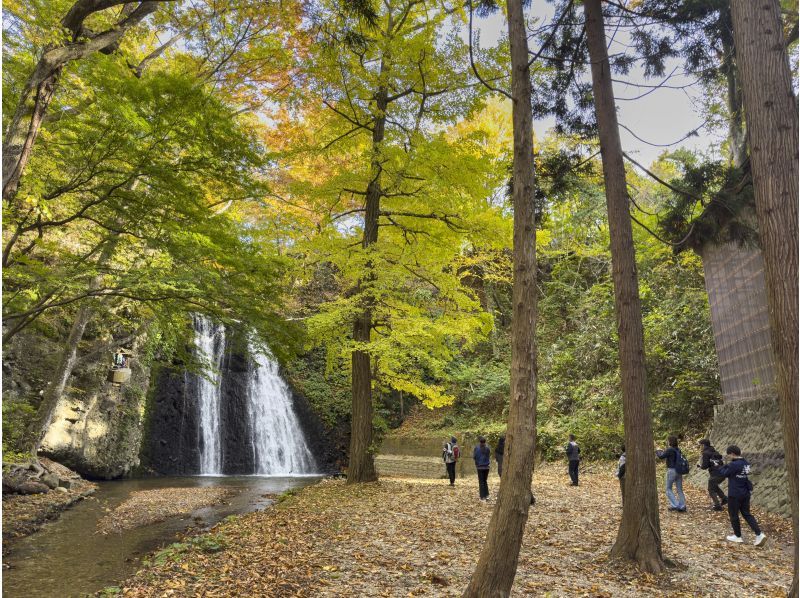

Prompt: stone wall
xmin=376 ymin=454 xmax=478 ymax=479
xmin=705 ymin=395 xmax=789 ymax=516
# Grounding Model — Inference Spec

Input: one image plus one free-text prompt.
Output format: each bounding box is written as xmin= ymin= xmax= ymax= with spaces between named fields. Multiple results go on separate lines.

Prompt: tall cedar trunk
xmin=26 ymin=236 xmax=119 ymax=456
xmin=584 ymin=0 xmax=664 ymax=574
xmin=347 ymin=86 xmax=387 ymax=484
xmin=730 ymin=2 xmax=799 ymax=594
xmin=2 ymin=0 xmax=160 ymax=203
xmin=462 ymin=0 xmax=538 ymax=594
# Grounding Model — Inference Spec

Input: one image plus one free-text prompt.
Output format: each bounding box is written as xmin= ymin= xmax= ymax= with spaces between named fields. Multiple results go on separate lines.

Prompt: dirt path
xmin=120 ymin=465 xmax=793 ymax=596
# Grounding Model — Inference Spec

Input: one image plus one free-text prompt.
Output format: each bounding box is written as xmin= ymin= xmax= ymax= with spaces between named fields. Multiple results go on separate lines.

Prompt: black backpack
xmin=676 ymin=450 xmax=690 ymax=475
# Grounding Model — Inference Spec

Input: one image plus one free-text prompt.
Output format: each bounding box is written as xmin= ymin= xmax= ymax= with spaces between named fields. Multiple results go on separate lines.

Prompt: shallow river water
xmin=2 ymin=475 xmax=321 ymax=598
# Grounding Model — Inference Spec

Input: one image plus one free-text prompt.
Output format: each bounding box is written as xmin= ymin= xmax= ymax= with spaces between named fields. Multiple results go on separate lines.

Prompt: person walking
xmin=495 ymin=435 xmax=505 ymax=477
xmin=442 ymin=436 xmax=460 ymax=486
xmin=697 ymin=438 xmax=727 ymax=511
xmin=656 ymin=436 xmax=688 ymax=512
xmin=565 ymin=434 xmax=580 ymax=486
xmin=473 ymin=436 xmax=491 ymax=501
xmin=616 ymin=445 xmax=626 ymax=505
xmin=718 ymin=445 xmax=767 ymax=546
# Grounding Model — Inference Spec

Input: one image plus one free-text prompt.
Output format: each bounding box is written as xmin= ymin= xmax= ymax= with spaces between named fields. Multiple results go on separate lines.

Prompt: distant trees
xmin=277 ymin=0 xmax=509 ymax=483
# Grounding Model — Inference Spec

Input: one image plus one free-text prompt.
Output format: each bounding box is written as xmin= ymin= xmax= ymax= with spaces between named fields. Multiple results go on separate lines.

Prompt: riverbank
xmin=120 ymin=464 xmax=793 ymax=596
xmin=2 ymin=458 xmax=97 ymax=557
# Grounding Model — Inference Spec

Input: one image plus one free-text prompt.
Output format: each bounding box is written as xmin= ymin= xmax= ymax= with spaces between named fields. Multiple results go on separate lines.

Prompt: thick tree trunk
xmin=347 ymin=87 xmax=387 ymax=485
xmin=584 ymin=0 xmax=664 ymax=574
xmin=25 ymin=237 xmax=119 ymax=456
xmin=462 ymin=0 xmax=538 ymax=594
xmin=730 ymin=2 xmax=799 ymax=595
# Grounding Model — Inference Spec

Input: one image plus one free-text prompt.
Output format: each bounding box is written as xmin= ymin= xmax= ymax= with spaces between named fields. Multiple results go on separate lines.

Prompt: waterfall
xmin=246 ymin=348 xmax=316 ymax=475
xmin=192 ymin=315 xmax=225 ymax=475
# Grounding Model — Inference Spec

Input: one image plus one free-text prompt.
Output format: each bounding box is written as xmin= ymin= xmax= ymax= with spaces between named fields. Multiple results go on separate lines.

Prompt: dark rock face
xmin=219 ymin=348 xmax=254 ymax=474
xmin=142 ymin=366 xmax=200 ymax=475
xmin=143 ymin=330 xmax=337 ymax=475
xmin=284 ymin=377 xmax=343 ymax=474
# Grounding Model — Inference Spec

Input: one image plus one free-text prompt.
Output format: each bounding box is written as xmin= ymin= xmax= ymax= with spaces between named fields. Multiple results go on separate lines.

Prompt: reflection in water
xmin=3 ymin=475 xmax=320 ymax=598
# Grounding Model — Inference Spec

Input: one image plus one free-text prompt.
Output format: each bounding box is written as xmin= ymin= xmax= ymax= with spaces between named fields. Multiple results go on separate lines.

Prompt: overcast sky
xmin=469 ymin=6 xmax=725 ymax=166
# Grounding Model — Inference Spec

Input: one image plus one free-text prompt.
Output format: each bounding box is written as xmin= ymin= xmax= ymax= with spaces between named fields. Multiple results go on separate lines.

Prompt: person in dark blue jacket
xmin=473 ymin=437 xmax=492 ymax=501
xmin=656 ymin=436 xmax=687 ymax=512
xmin=717 ymin=445 xmax=766 ymax=546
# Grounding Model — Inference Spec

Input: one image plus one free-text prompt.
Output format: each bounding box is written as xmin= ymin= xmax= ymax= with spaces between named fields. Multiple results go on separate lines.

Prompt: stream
xmin=2 ymin=475 xmax=321 ymax=598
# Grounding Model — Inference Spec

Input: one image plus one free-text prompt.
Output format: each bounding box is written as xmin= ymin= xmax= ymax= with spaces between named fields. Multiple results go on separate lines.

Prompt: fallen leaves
xmin=118 ymin=464 xmax=793 ymax=596
xmin=96 ymin=487 xmax=234 ymax=534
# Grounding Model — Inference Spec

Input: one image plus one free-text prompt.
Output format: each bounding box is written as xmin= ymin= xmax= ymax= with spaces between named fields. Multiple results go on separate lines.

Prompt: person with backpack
xmin=717 ymin=445 xmax=766 ymax=546
xmin=495 ymin=435 xmax=506 ymax=477
xmin=442 ymin=436 xmax=460 ymax=486
xmin=616 ymin=445 xmax=626 ymax=505
xmin=656 ymin=436 xmax=688 ymax=512
xmin=565 ymin=434 xmax=580 ymax=486
xmin=697 ymin=438 xmax=727 ymax=511
xmin=473 ymin=436 xmax=492 ymax=501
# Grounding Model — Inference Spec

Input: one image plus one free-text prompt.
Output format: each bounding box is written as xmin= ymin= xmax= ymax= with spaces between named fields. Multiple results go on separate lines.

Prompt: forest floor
xmin=118 ymin=464 xmax=793 ymax=597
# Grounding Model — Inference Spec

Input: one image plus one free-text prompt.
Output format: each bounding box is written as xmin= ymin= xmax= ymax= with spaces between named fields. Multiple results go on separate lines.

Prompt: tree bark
xmin=584 ymin=0 xmax=664 ymax=574
xmin=347 ymin=84 xmax=387 ymax=485
xmin=462 ymin=0 xmax=538 ymax=594
xmin=25 ymin=236 xmax=119 ymax=456
xmin=2 ymin=0 xmax=161 ymax=204
xmin=730 ymin=2 xmax=799 ymax=595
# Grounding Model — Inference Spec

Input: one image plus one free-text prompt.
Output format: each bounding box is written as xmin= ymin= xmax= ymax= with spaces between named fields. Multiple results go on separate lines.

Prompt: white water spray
xmin=246 ymin=348 xmax=316 ymax=475
xmin=192 ymin=315 xmax=225 ymax=475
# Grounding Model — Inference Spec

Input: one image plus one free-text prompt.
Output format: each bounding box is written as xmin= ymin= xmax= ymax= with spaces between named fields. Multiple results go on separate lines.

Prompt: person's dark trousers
xmin=619 ymin=477 xmax=625 ymax=505
xmin=446 ymin=461 xmax=456 ymax=485
xmin=728 ymin=495 xmax=762 ymax=537
xmin=568 ymin=460 xmax=579 ymax=485
xmin=708 ymin=475 xmax=727 ymax=506
xmin=496 ymin=456 xmax=503 ymax=477
xmin=477 ymin=468 xmax=490 ymax=498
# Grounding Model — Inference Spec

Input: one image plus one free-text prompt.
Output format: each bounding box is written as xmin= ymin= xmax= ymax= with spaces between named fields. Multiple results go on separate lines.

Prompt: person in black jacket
xmin=717 ymin=445 xmax=766 ymax=546
xmin=565 ymin=434 xmax=580 ymax=486
xmin=656 ymin=436 xmax=687 ymax=512
xmin=697 ymin=438 xmax=727 ymax=511
xmin=495 ymin=435 xmax=505 ymax=477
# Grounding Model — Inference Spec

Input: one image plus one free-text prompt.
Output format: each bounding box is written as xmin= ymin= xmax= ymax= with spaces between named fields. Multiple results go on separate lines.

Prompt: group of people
xmin=442 ymin=435 xmax=505 ymax=501
xmin=613 ymin=435 xmax=766 ymax=546
xmin=443 ymin=433 xmax=768 ymax=546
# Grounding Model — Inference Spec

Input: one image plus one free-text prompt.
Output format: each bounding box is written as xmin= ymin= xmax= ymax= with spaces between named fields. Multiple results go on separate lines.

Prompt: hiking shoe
xmin=754 ymin=533 xmax=767 ymax=547
xmin=726 ymin=535 xmax=744 ymax=543
xmin=721 ymin=498 xmax=728 ymax=506
xmin=712 ymin=505 xmax=723 ymax=511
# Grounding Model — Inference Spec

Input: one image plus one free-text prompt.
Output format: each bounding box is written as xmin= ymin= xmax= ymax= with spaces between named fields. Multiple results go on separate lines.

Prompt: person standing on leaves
xmin=697 ymin=438 xmax=727 ymax=511
xmin=656 ymin=435 xmax=688 ymax=512
xmin=565 ymin=434 xmax=580 ymax=486
xmin=718 ymin=445 xmax=767 ymax=546
xmin=495 ymin=435 xmax=505 ymax=477
xmin=616 ymin=445 xmax=626 ymax=505
xmin=442 ymin=436 xmax=460 ymax=486
xmin=473 ymin=436 xmax=491 ymax=501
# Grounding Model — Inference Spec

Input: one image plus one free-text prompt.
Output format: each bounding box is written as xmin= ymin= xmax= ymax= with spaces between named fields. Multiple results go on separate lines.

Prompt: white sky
xmin=470 ymin=6 xmax=724 ymax=166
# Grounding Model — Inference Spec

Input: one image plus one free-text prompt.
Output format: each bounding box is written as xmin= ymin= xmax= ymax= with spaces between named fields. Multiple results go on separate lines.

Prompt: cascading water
xmin=247 ymin=348 xmax=316 ymax=474
xmin=192 ymin=315 xmax=226 ymax=475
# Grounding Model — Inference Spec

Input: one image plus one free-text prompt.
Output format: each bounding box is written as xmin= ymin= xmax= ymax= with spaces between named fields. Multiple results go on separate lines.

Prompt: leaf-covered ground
xmin=97 ymin=487 xmax=234 ymax=534
xmin=119 ymin=464 xmax=793 ymax=596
